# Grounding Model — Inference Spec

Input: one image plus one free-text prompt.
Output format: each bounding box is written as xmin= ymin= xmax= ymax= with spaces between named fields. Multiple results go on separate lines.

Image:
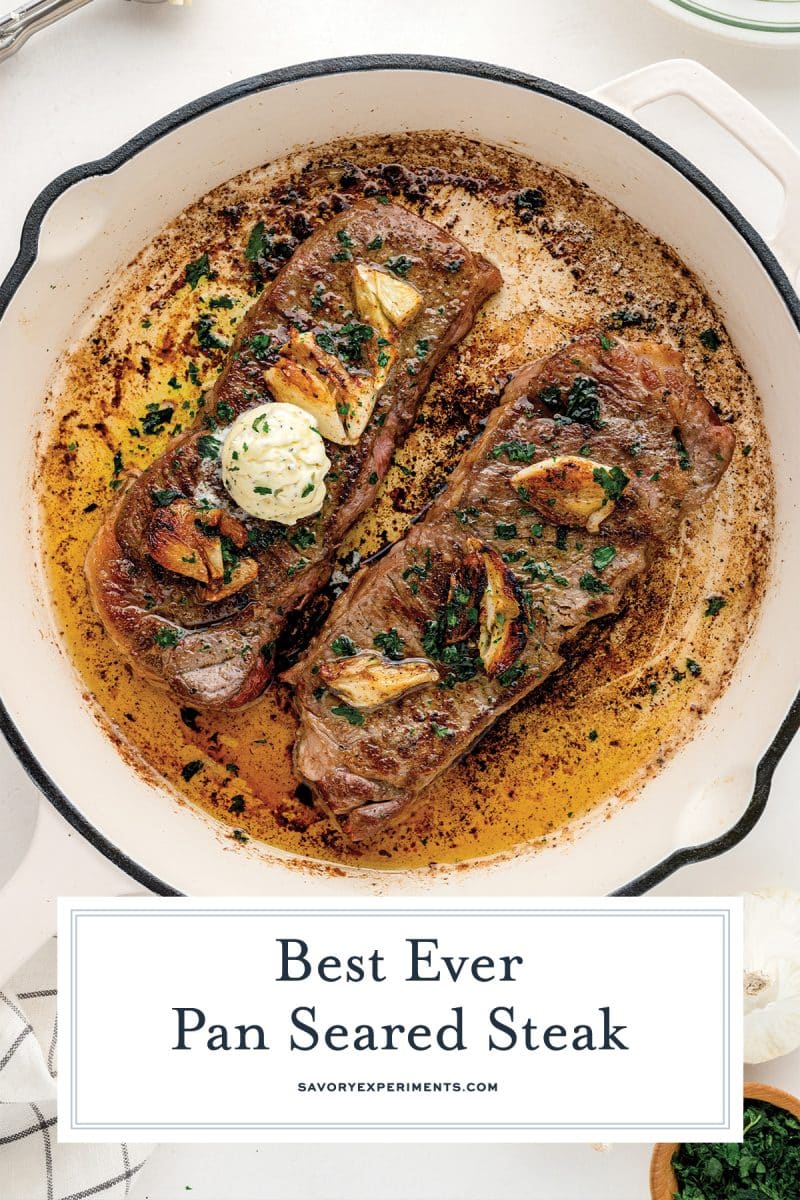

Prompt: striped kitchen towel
xmin=0 ymin=938 xmax=152 ymax=1199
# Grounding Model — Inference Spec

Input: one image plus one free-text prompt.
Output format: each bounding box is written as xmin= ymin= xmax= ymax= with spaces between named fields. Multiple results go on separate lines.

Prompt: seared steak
xmin=287 ymin=334 xmax=736 ymax=841
xmin=85 ymin=201 xmax=501 ymax=707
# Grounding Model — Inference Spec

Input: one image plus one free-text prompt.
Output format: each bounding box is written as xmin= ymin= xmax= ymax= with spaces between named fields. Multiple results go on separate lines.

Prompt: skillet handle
xmin=593 ymin=58 xmax=800 ymax=288
xmin=0 ymin=797 xmax=134 ymax=987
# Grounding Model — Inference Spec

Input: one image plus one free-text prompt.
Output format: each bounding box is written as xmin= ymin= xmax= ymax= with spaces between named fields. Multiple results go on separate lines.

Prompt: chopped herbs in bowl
xmin=669 ymin=1098 xmax=800 ymax=1199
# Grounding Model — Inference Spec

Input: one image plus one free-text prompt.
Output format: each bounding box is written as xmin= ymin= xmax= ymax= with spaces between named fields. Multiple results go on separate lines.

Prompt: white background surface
xmin=0 ymin=0 xmax=798 ymax=1195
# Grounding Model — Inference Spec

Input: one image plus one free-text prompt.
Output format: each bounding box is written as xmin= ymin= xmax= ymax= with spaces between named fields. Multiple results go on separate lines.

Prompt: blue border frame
xmin=68 ymin=905 xmax=732 ymax=1133
xmin=1 ymin=54 xmax=798 ymax=898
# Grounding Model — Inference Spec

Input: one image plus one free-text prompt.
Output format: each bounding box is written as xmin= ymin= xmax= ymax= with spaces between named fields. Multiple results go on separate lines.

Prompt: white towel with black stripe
xmin=0 ymin=939 xmax=153 ymax=1200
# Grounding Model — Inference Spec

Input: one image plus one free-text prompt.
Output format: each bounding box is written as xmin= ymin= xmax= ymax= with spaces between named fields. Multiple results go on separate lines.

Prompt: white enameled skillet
xmin=0 ymin=57 xmax=798 ymax=982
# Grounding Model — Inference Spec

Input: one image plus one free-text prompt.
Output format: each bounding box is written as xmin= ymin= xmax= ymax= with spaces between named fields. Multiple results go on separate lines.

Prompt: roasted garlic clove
xmin=511 ymin=454 xmax=621 ymax=533
xmin=353 ymin=263 xmax=423 ymax=335
xmin=199 ymin=555 xmax=259 ymax=604
xmin=443 ymin=545 xmax=484 ymax=645
xmin=346 ymin=348 xmax=394 ymax=441
xmin=200 ymin=507 xmax=249 ymax=550
xmin=264 ymin=329 xmax=394 ymax=446
xmin=147 ymin=499 xmax=216 ymax=584
xmin=263 ymin=340 xmax=349 ymax=443
xmin=467 ymin=539 xmax=528 ymax=678
xmin=319 ymin=651 xmax=439 ymax=709
xmin=147 ymin=498 xmax=258 ymax=600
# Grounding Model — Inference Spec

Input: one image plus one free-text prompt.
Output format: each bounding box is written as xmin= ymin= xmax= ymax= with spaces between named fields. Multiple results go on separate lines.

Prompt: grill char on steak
xmin=286 ymin=334 xmax=736 ymax=842
xmin=85 ymin=201 xmax=501 ymax=708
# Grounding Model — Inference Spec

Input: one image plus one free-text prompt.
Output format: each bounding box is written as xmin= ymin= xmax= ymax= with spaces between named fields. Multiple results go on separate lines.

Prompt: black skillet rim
xmin=0 ymin=53 xmax=798 ymax=898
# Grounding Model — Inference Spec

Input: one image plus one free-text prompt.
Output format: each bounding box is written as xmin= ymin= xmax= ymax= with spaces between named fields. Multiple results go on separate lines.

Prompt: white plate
xmin=645 ymin=0 xmax=800 ymax=44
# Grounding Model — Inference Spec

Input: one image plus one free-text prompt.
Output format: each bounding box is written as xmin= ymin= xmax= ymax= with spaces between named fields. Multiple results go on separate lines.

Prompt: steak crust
xmin=85 ymin=202 xmax=501 ymax=708
xmin=286 ymin=334 xmax=735 ymax=842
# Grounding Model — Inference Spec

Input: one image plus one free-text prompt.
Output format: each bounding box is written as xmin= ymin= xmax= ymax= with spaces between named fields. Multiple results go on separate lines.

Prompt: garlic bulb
xmin=743 ymin=890 xmax=800 ymax=1064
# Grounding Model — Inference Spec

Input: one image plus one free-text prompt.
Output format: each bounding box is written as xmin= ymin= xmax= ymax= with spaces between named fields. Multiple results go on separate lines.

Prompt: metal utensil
xmin=0 ymin=0 xmax=184 ymax=63
xmin=1 ymin=0 xmax=93 ymax=63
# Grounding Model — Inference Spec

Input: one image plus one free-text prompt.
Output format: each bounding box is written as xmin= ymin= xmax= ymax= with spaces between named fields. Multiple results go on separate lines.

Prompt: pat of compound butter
xmin=221 ymin=402 xmax=330 ymax=525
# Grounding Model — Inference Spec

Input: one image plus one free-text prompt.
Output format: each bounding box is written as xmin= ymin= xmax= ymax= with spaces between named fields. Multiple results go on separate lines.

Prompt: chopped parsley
xmin=216 ymin=400 xmax=235 ymax=424
xmin=431 ymin=722 xmax=454 ymax=738
xmin=331 ymin=635 xmax=358 ymax=657
xmin=490 ymin=440 xmax=537 ymax=463
xmin=593 ymin=464 xmax=629 ymax=502
xmin=498 ymin=663 xmax=527 ymax=687
xmin=288 ymin=526 xmax=316 ymax=551
xmin=704 ymin=595 xmax=727 ymax=618
xmin=445 ymin=258 xmax=464 ymax=272
xmin=245 ymin=221 xmax=270 ymax=262
xmin=599 ymin=334 xmax=616 ymax=351
xmin=521 ymin=559 xmax=568 ymax=587
xmin=495 ymin=522 xmax=517 ymax=540
xmin=228 ymin=795 xmax=245 ymax=814
xmin=197 ymin=435 xmax=221 ymax=460
xmin=671 ymin=1098 xmax=800 ymax=1200
xmin=673 ymin=427 xmax=691 ymax=471
xmin=579 ymin=572 xmax=611 ymax=595
xmin=301 ymin=482 xmax=315 ymax=498
xmin=317 ymin=322 xmax=374 ymax=367
xmin=181 ymin=760 xmax=203 ymax=782
xmin=248 ymin=333 xmax=272 ymax=360
xmin=367 ymin=234 xmax=383 ymax=251
xmin=196 ymin=313 xmax=229 ymax=353
xmin=402 ymin=548 xmax=432 ymax=594
xmin=373 ymin=628 xmax=404 ymax=660
xmin=539 ymin=384 xmax=561 ymax=409
xmin=331 ymin=703 xmax=366 ymax=726
xmin=686 ymin=658 xmax=702 ymax=677
xmin=385 ymin=254 xmax=414 ymax=277
xmin=454 ymin=507 xmax=480 ymax=525
xmin=154 ymin=625 xmax=183 ymax=648
xmin=591 ymin=544 xmax=616 ymax=572
xmin=209 ymin=294 xmax=234 ymax=309
xmin=565 ymin=375 xmax=600 ymax=425
xmin=150 ymin=488 xmax=182 ymax=508
xmin=185 ymin=252 xmax=215 ymax=290
xmin=538 ymin=376 xmax=601 ymax=426
xmin=141 ymin=406 xmax=174 ymax=436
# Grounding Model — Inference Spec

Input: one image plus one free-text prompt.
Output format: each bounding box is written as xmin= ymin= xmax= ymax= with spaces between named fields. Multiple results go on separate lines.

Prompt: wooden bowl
xmin=650 ymin=1083 xmax=800 ymax=1199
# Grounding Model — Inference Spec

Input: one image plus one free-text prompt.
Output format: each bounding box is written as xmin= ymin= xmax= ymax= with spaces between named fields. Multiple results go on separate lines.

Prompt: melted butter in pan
xmin=38 ymin=131 xmax=773 ymax=871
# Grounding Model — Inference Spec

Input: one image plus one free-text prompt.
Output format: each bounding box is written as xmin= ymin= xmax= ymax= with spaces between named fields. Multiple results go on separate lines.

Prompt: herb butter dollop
xmin=221 ymin=402 xmax=330 ymax=524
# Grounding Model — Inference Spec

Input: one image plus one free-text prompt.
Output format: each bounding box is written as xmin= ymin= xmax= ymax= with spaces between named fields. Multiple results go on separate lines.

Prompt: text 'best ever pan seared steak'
xmin=286 ymin=334 xmax=735 ymax=842
xmin=85 ymin=201 xmax=501 ymax=708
